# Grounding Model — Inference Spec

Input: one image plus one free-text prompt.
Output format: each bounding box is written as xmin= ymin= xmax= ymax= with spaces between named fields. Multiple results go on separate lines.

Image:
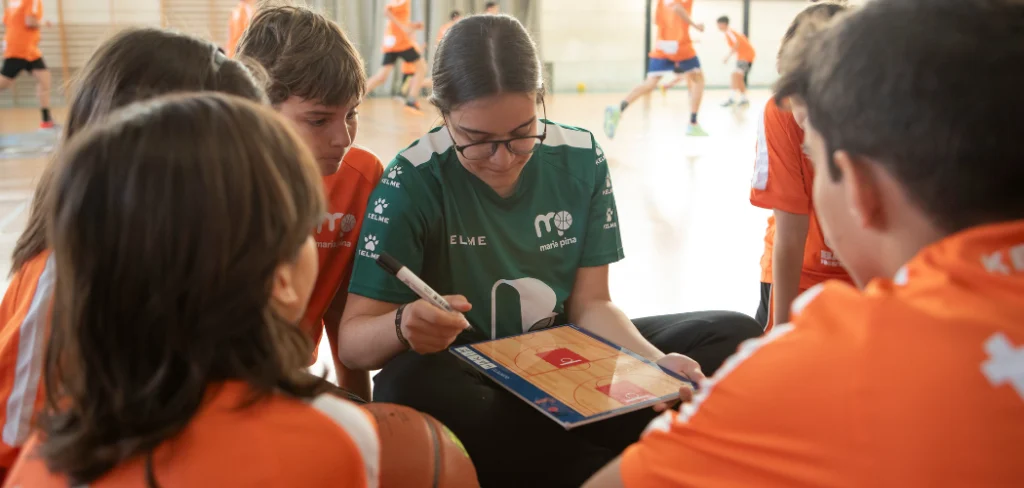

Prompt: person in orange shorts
xmin=605 ymin=0 xmax=707 ymax=139
xmin=364 ymin=0 xmax=426 ymax=112
xmin=238 ymin=5 xmax=384 ymax=401
xmin=3 ymin=93 xmax=379 ymax=487
xmin=0 ymin=28 xmax=268 ymax=482
xmin=749 ymin=2 xmax=851 ymax=331
xmin=586 ymin=0 xmax=1024 ymax=485
xmin=716 ymin=15 xmax=754 ymax=108
xmin=0 ymin=0 xmax=55 ymax=129
xmin=225 ymin=0 xmax=256 ymax=57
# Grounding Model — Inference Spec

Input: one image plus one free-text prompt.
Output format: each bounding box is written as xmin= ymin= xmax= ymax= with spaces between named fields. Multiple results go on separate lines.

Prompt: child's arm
xmin=672 ymin=4 xmax=704 ymax=32
xmin=724 ymin=48 xmax=736 ymax=64
xmin=325 ymin=292 xmax=372 ymax=400
xmin=772 ymin=210 xmax=810 ymax=325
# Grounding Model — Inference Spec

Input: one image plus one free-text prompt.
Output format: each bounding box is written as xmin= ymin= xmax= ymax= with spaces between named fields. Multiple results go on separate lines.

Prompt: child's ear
xmin=270 ymin=262 xmax=300 ymax=310
xmin=834 ymin=150 xmax=886 ymax=232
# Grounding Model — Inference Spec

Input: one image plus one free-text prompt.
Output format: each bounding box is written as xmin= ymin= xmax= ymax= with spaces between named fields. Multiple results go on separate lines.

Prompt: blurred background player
xmin=586 ymin=0 xmax=1024 ymax=483
xmin=717 ymin=15 xmax=755 ymax=107
xmin=1 ymin=0 xmax=54 ymax=129
xmin=418 ymin=11 xmax=462 ymax=95
xmin=365 ymin=0 xmax=426 ymax=113
xmin=485 ymin=2 xmax=500 ymax=14
xmin=604 ymin=0 xmax=707 ymax=139
xmin=225 ymin=0 xmax=256 ymax=57
xmin=437 ymin=10 xmax=461 ymax=43
xmin=750 ymin=3 xmax=851 ymax=331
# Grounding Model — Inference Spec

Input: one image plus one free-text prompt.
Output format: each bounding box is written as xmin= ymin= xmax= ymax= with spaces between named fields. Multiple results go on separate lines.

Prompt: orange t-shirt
xmin=749 ymin=99 xmax=852 ymax=288
xmin=382 ymin=0 xmax=414 ymax=54
xmin=303 ymin=146 xmax=383 ymax=362
xmin=650 ymin=0 xmax=697 ymax=61
xmin=622 ymin=220 xmax=1024 ymax=487
xmin=0 ymin=251 xmax=52 ymax=480
xmin=3 ymin=382 xmax=380 ymax=487
xmin=436 ymin=20 xmax=455 ymax=44
xmin=724 ymin=28 xmax=755 ymax=62
xmin=225 ymin=1 xmax=255 ymax=58
xmin=3 ymin=0 xmax=43 ymax=61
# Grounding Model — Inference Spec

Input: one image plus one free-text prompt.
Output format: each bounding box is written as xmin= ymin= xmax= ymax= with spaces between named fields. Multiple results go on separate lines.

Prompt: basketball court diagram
xmin=454 ymin=325 xmax=688 ymax=425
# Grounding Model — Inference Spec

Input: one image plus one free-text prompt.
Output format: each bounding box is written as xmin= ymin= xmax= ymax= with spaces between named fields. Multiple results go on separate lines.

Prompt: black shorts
xmin=382 ymin=48 xmax=420 ymax=66
xmin=1 ymin=57 xmax=46 ymax=79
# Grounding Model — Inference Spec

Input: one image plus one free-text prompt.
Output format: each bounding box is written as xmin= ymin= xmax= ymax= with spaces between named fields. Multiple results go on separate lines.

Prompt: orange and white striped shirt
xmin=4 ymin=382 xmax=380 ymax=487
xmin=0 ymin=251 xmax=53 ymax=481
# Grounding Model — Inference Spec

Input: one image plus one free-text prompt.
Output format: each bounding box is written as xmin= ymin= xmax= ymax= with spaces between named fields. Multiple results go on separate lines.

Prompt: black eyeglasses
xmin=445 ymin=105 xmax=548 ymax=161
xmin=448 ymin=125 xmax=547 ymax=161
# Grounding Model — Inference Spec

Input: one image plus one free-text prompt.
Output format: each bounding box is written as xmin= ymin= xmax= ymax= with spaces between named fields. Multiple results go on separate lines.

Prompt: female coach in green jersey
xmin=339 ymin=14 xmax=762 ymax=488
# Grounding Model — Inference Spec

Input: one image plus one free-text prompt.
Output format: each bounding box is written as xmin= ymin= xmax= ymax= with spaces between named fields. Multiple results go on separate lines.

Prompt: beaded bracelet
xmin=395 ymin=304 xmax=411 ymax=350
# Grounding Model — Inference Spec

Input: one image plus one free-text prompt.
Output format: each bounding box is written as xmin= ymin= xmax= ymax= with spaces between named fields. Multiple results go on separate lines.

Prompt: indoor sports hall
xmin=3 ymin=0 xmax=1020 ymax=487
xmin=0 ymin=0 xmax=866 ymax=380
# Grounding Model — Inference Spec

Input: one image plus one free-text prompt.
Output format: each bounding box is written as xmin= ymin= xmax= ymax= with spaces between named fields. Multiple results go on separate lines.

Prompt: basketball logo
xmin=341 ymin=214 xmax=357 ymax=233
xmin=553 ymin=211 xmax=573 ymax=236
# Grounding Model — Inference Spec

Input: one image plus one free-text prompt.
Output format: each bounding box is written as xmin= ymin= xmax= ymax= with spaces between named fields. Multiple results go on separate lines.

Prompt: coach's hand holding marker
xmin=376 ymin=253 xmax=473 ymax=354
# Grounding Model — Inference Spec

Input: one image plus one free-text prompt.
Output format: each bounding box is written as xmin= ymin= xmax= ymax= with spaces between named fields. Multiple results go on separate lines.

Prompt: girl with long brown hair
xmin=5 ymin=93 xmax=378 ymax=487
xmin=0 ymin=28 xmax=265 ymax=478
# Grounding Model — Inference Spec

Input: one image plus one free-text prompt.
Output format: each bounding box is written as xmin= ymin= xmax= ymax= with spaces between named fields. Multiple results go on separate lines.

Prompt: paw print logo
xmin=388 ymin=166 xmax=403 ymax=179
xmin=364 ymin=235 xmax=379 ymax=251
xmin=374 ymin=198 xmax=389 ymax=214
xmin=606 ymin=208 xmax=615 ymax=223
xmin=605 ymin=174 xmax=612 ymax=189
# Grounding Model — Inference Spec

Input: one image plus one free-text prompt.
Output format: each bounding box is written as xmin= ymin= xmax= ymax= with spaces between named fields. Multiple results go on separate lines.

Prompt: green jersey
xmin=349 ymin=120 xmax=623 ymax=339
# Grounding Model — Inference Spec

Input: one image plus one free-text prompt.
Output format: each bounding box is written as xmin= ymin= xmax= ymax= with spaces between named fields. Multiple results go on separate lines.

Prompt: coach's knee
xmin=698 ymin=311 xmax=764 ymax=345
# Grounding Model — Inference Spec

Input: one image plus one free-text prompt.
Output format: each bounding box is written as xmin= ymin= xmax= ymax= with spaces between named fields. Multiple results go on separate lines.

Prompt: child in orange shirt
xmin=749 ymin=3 xmax=852 ymax=331
xmin=364 ymin=0 xmax=426 ymax=112
xmin=716 ymin=15 xmax=754 ymax=107
xmin=587 ymin=0 xmax=1024 ymax=485
xmin=0 ymin=29 xmax=267 ymax=482
xmin=0 ymin=0 xmax=54 ymax=129
xmin=605 ymin=0 xmax=708 ymax=138
xmin=225 ymin=0 xmax=255 ymax=57
xmin=3 ymin=93 xmax=378 ymax=488
xmin=238 ymin=6 xmax=384 ymax=400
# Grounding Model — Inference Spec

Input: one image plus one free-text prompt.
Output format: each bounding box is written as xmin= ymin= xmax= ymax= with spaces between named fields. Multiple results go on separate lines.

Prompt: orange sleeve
xmin=0 ymin=252 xmax=53 ymax=475
xmin=31 ymin=0 xmax=42 ymax=18
xmin=620 ymin=295 xmax=863 ymax=487
xmin=749 ymin=100 xmax=812 ymax=215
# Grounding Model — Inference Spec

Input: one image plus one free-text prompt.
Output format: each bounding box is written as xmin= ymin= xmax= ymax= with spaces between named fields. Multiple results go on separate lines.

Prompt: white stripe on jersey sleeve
xmin=401 ymin=129 xmax=454 ymax=167
xmin=4 ymin=254 xmax=55 ymax=447
xmin=750 ymin=101 xmax=771 ymax=191
xmin=674 ymin=323 xmax=796 ymax=425
xmin=541 ymin=122 xmax=593 ymax=150
xmin=311 ymin=395 xmax=381 ymax=488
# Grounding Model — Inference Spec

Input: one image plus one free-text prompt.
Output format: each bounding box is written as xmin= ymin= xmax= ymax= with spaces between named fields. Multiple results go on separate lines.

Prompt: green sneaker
xmin=686 ymin=124 xmax=709 ymax=137
xmin=604 ymin=105 xmax=622 ymax=139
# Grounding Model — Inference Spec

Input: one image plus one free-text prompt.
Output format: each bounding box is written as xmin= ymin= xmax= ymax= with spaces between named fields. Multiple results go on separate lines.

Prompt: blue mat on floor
xmin=0 ymin=130 xmax=58 ymax=160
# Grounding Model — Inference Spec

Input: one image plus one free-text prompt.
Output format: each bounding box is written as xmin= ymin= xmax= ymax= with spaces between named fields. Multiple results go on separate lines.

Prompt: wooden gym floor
xmin=0 ymin=89 xmax=772 ymax=380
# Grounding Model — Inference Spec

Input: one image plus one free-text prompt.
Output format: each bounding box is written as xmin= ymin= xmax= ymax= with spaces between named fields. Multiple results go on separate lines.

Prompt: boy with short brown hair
xmin=238 ymin=5 xmax=383 ymax=399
